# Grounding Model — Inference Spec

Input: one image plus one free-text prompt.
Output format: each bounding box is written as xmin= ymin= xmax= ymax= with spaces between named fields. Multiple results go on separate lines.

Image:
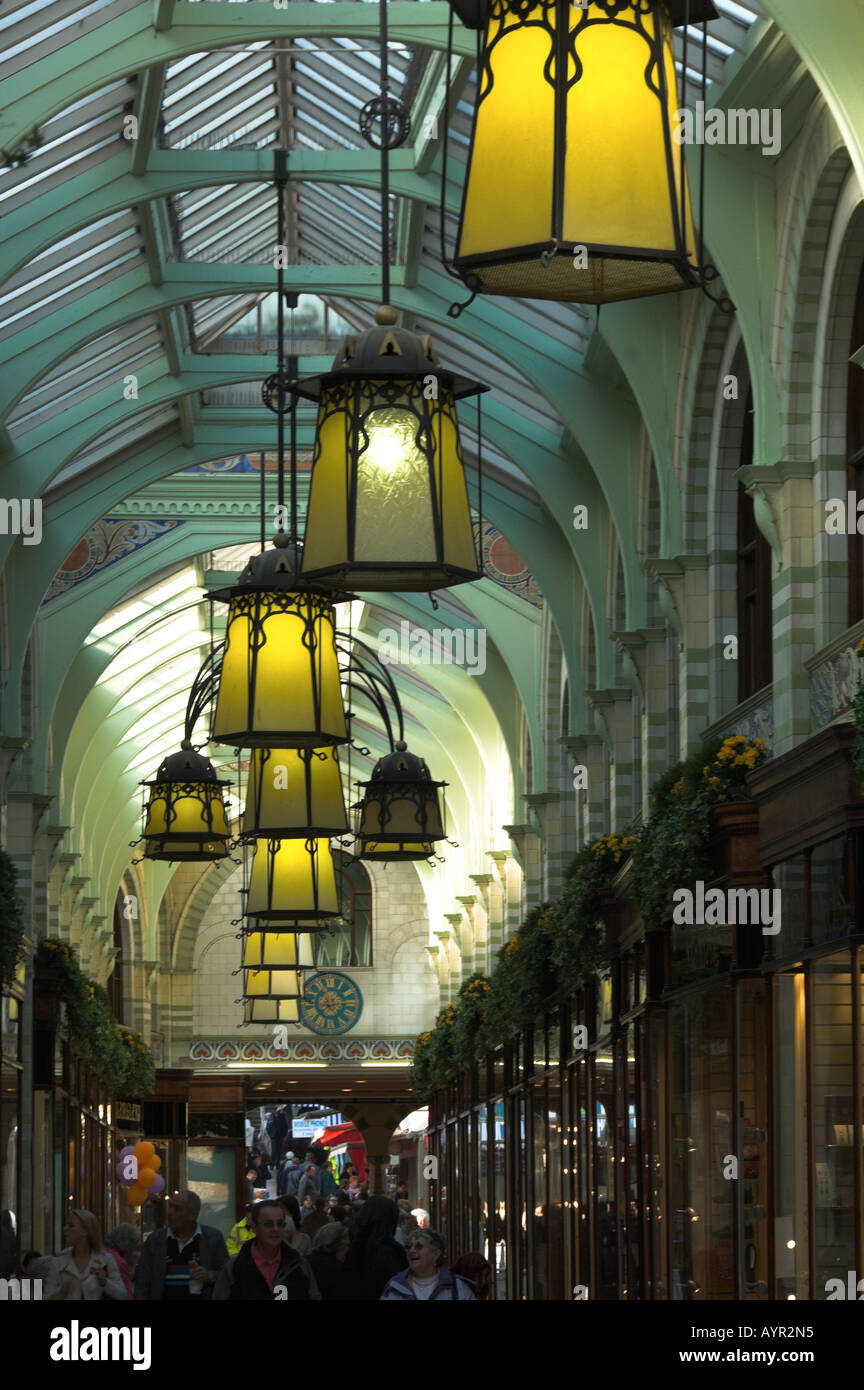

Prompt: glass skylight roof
xmin=3 ymin=0 xmax=766 ymax=526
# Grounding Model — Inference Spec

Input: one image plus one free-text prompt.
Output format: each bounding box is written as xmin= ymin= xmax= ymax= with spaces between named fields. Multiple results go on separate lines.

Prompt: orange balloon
xmin=149 ymin=1154 xmax=162 ymax=1172
xmin=126 ymin=1184 xmax=149 ymax=1205
xmin=133 ymin=1142 xmax=155 ymax=1164
xmin=138 ymin=1168 xmax=157 ymax=1189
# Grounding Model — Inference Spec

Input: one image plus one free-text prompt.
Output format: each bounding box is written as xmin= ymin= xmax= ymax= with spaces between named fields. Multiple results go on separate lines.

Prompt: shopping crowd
xmin=20 ymin=1155 xmax=489 ymax=1301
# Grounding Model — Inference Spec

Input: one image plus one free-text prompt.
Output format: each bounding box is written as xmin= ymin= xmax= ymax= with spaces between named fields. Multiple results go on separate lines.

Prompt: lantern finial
xmin=375 ymin=304 xmax=398 ymax=326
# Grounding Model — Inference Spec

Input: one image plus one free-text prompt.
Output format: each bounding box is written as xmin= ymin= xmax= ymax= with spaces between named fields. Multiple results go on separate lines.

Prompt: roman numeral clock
xmin=300 ymin=972 xmax=364 ymax=1036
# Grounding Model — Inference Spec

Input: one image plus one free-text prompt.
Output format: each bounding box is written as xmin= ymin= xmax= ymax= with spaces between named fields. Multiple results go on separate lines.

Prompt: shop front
xmin=429 ymin=738 xmax=864 ymax=1300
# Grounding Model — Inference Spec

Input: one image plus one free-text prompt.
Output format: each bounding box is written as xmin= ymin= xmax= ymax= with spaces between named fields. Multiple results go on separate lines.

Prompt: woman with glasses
xmin=380 ymin=1230 xmax=477 ymax=1301
xmin=213 ymin=1200 xmax=321 ymax=1301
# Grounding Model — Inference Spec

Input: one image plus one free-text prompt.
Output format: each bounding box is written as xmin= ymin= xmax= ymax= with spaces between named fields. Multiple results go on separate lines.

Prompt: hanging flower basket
xmin=0 ymin=848 xmax=26 ymax=992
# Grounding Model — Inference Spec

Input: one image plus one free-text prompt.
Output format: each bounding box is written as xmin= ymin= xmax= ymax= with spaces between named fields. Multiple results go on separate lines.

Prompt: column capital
xmin=737 ymin=462 xmax=813 ymax=569
xmin=611 ymin=628 xmax=667 ymax=687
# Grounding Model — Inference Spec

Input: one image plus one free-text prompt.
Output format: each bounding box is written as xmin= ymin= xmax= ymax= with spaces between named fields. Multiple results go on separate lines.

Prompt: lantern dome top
xmin=368 ymin=744 xmax=444 ymax=785
xmin=293 ymin=311 xmax=488 ymax=402
xmin=447 ymin=0 xmax=718 ymax=27
xmin=337 ymin=316 xmax=436 ymax=375
xmin=150 ymin=745 xmax=222 ymax=784
xmin=209 ymin=542 xmax=350 ymax=602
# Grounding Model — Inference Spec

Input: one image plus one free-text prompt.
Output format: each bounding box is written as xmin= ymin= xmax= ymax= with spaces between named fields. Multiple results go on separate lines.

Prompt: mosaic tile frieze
xmin=188 ymin=1036 xmax=414 ymax=1064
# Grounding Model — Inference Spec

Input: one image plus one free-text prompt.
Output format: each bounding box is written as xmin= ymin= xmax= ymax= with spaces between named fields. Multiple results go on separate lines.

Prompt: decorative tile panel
xmin=810 ymin=642 xmax=858 ymax=732
xmin=42 ymin=518 xmax=183 ymax=603
xmin=188 ymin=1036 xmax=415 ymax=1064
xmin=712 ymin=698 xmax=775 ymax=756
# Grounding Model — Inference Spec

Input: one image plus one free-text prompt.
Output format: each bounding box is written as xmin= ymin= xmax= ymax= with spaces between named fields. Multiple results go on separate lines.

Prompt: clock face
xmin=300 ymin=972 xmax=363 ymax=1036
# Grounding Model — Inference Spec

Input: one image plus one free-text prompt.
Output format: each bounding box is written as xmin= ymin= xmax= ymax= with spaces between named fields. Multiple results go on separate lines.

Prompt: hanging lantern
xmin=245 ymin=837 xmax=340 ymax=923
xmin=242 ymin=997 xmax=302 ymax=1024
xmin=244 ymin=968 xmax=304 ymax=999
xmin=355 ymin=740 xmax=446 ymax=861
xmin=295 ymin=307 xmax=487 ymax=592
xmin=447 ymin=0 xmax=720 ymax=304
xmin=242 ymin=932 xmax=315 ymax=969
xmin=140 ymin=742 xmax=231 ymax=861
xmin=211 ymin=545 xmax=347 ymax=749
xmin=243 ymin=746 xmax=348 ymax=837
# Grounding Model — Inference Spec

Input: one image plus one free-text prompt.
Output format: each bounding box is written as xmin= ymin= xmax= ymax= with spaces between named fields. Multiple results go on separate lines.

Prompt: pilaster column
xmin=487 ymin=850 xmax=521 ymax=941
xmin=738 ymin=463 xmax=815 ymax=755
xmin=646 ymin=555 xmax=709 ymax=756
xmin=584 ymin=688 xmax=637 ymax=831
xmin=455 ymin=894 xmax=484 ymax=976
xmin=502 ymin=822 xmax=542 ymax=913
xmin=559 ymin=733 xmax=605 ymax=849
xmin=474 ymin=867 xmax=505 ymax=967
xmin=444 ymin=912 xmax=467 ymax=987
xmin=523 ymin=790 xmax=565 ymax=897
xmin=613 ymin=628 xmax=668 ymax=814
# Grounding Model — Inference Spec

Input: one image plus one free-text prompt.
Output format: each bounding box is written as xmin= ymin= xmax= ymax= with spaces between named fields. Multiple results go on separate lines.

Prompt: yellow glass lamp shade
xmin=211 ymin=546 xmax=347 ymax=749
xmin=243 ymin=746 xmax=347 ymax=837
xmin=142 ymin=743 xmax=231 ymax=862
xmin=355 ymin=741 xmax=446 ymax=861
xmin=244 ymin=968 xmax=303 ymax=999
xmin=451 ymin=0 xmax=718 ymax=304
xmin=246 ymin=837 xmax=340 ymax=923
xmin=242 ymin=932 xmax=315 ymax=969
xmin=243 ymin=997 xmax=301 ymax=1025
xmin=296 ymin=309 xmax=486 ymax=593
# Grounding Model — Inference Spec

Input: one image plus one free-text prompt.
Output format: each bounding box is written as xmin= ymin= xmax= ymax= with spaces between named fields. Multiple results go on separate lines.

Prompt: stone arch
xmin=775 ymin=111 xmax=852 ymax=464
xmin=707 ymin=330 xmax=753 ymax=724
xmin=681 ymin=304 xmax=735 ymax=556
xmin=810 ymin=172 xmax=864 ymax=641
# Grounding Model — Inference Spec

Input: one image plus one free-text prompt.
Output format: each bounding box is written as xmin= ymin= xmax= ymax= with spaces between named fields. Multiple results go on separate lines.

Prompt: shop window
xmin=811 ymin=953 xmax=857 ymax=1293
xmin=531 ymin=1081 xmax=548 ymax=1300
xmin=546 ymin=1074 xmax=565 ymax=1300
xmin=646 ymin=1013 xmax=668 ymax=1299
xmin=810 ymin=837 xmax=852 ymax=943
xmin=847 ymin=261 xmax=864 ymax=623
xmin=593 ymin=1052 xmax=617 ymax=1299
xmin=187 ymin=1145 xmax=236 ymax=1240
xmin=669 ymin=989 xmax=734 ymax=1300
xmin=773 ymin=971 xmax=809 ymax=1300
xmin=738 ymin=979 xmax=770 ymax=1300
xmin=314 ymin=852 xmax=372 ymax=968
xmin=737 ymin=390 xmax=773 ymax=700
xmin=772 ymin=857 xmax=807 ymax=954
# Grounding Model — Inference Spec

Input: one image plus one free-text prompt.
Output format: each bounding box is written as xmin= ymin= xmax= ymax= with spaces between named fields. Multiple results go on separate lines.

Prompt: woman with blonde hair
xmin=44 ymin=1209 xmax=127 ymax=1300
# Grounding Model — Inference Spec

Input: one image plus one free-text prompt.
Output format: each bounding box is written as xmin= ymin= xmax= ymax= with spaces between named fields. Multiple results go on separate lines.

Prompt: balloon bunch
xmin=116 ymin=1141 xmax=165 ymax=1206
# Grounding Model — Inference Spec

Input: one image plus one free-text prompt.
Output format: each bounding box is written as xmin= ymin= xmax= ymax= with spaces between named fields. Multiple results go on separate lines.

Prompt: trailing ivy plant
xmin=851 ymin=640 xmax=864 ymax=777
xmin=409 ymin=741 xmax=765 ymax=1098
xmin=35 ymin=938 xmax=154 ymax=1097
xmin=479 ymin=904 xmax=557 ymax=1049
xmin=629 ymin=735 xmax=764 ymax=926
xmin=0 ymin=849 xmax=26 ymax=992
xmin=450 ymin=972 xmax=492 ymax=1067
xmin=550 ymin=833 xmax=637 ymax=985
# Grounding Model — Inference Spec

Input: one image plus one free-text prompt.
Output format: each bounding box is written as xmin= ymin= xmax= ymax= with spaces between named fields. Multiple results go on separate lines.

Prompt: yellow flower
xmin=709 ymin=776 xmax=721 ymax=787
